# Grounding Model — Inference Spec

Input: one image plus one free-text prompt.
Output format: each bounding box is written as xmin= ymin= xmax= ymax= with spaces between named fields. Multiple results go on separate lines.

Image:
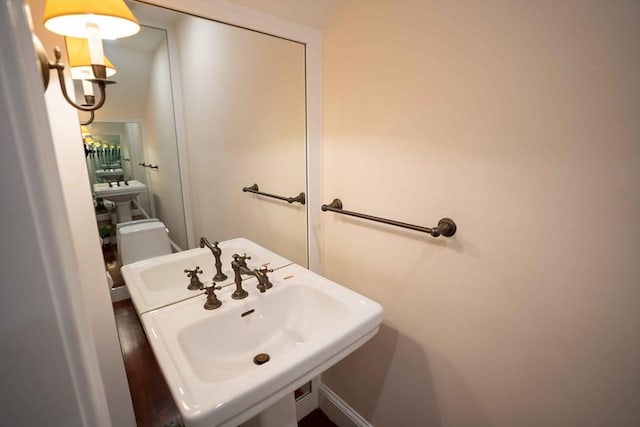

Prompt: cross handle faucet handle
xmin=255 ymin=266 xmax=274 ymax=293
xmin=203 ymin=284 xmax=222 ymax=310
xmin=184 ymin=266 xmax=204 ymax=290
xmin=232 ymin=253 xmax=252 ymax=268
xmin=184 ymin=266 xmax=203 ymax=277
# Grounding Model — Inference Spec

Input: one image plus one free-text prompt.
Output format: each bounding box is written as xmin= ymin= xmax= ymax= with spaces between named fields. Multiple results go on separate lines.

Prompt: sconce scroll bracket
xmin=48 ymin=47 xmax=115 ymax=113
xmin=34 ymin=36 xmax=116 ymax=117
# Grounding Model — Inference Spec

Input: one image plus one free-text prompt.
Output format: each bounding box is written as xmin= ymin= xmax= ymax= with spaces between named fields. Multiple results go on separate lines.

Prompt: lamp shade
xmin=43 ymin=0 xmax=140 ymax=39
xmin=65 ymin=37 xmax=116 ymax=79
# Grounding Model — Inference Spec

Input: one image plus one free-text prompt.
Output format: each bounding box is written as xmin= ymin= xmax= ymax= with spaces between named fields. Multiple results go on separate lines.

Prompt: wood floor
xmin=299 ymin=409 xmax=338 ymax=427
xmin=113 ymin=299 xmax=183 ymax=427
xmin=108 ymin=240 xmax=336 ymax=426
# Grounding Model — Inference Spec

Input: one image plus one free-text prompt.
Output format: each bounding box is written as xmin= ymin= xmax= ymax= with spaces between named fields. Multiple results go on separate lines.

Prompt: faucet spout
xmin=236 ymin=264 xmax=273 ymax=293
xmin=199 ymin=236 xmax=214 ymax=250
xmin=253 ymin=267 xmax=274 ymax=293
xmin=199 ymin=237 xmax=228 ymax=281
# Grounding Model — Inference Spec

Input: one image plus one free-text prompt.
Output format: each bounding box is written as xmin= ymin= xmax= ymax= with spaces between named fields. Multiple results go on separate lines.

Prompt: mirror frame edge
xmin=163 ymin=21 xmax=195 ymax=249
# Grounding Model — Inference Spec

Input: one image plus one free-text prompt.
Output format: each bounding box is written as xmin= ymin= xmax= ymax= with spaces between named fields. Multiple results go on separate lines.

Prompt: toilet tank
xmin=117 ymin=220 xmax=172 ymax=265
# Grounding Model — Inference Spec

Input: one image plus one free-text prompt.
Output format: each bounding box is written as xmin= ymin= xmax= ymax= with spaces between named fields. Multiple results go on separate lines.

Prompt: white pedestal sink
xmin=139 ymin=263 xmax=383 ymax=427
xmin=93 ymin=180 xmax=146 ymax=223
xmin=242 ymin=394 xmax=297 ymax=427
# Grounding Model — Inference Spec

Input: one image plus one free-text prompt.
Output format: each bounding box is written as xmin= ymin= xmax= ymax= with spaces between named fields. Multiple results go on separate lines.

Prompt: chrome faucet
xmin=199 ymin=237 xmax=228 ymax=281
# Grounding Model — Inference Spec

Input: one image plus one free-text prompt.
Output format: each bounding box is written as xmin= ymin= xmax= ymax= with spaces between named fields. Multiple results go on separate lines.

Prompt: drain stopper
xmin=253 ymin=353 xmax=270 ymax=365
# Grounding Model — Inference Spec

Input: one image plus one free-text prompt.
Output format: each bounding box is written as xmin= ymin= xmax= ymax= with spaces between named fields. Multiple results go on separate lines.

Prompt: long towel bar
xmin=242 ymin=183 xmax=306 ymax=205
xmin=321 ymin=198 xmax=456 ymax=237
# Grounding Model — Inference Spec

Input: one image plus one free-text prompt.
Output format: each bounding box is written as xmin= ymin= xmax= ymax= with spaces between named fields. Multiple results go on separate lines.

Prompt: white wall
xmin=0 ymin=2 xmax=112 ymax=424
xmin=98 ymin=43 xmax=153 ymax=120
xmin=23 ymin=1 xmax=136 ymax=425
xmin=144 ymin=39 xmax=189 ymax=249
xmin=174 ymin=14 xmax=307 ymax=263
xmin=125 ymin=122 xmax=153 ymax=215
xmin=321 ymin=1 xmax=640 ymax=426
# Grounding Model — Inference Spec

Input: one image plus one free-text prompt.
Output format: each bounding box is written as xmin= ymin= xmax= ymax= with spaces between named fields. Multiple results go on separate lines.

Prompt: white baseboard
xmin=110 ymin=285 xmax=130 ymax=302
xmin=318 ymin=383 xmax=372 ymax=427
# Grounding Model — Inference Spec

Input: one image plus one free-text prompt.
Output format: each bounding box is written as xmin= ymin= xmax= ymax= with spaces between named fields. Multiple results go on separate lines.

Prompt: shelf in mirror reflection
xmin=95 ymin=168 xmax=124 ymax=180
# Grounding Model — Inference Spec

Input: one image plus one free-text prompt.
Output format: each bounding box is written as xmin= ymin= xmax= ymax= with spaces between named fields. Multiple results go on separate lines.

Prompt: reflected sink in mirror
xmin=93 ymin=179 xmax=146 ymax=203
xmin=121 ymin=237 xmax=292 ymax=314
xmin=95 ymin=168 xmax=124 ymax=181
xmin=140 ymin=263 xmax=383 ymax=427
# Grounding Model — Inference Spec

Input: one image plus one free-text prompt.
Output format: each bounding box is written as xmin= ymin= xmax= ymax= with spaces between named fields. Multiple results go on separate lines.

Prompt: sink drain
xmin=253 ymin=353 xmax=270 ymax=365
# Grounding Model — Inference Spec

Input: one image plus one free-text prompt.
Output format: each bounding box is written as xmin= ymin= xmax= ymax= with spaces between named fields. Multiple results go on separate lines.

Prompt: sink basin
xmin=121 ymin=237 xmax=293 ymax=314
xmin=93 ymin=179 xmax=146 ymax=203
xmin=140 ymin=263 xmax=383 ymax=427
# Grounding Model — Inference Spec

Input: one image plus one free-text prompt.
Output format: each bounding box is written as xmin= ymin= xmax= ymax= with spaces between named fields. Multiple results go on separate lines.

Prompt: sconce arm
xmin=80 ymin=110 xmax=95 ymax=126
xmin=49 ymin=47 xmax=114 ymax=112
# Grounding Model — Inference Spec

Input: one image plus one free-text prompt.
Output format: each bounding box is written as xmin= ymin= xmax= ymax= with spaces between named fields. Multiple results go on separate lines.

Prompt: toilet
xmin=116 ymin=219 xmax=172 ymax=266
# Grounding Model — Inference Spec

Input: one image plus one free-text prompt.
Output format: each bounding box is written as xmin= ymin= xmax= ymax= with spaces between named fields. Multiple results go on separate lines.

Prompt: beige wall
xmin=175 ymin=15 xmax=308 ymax=264
xmin=321 ymin=1 xmax=640 ymax=426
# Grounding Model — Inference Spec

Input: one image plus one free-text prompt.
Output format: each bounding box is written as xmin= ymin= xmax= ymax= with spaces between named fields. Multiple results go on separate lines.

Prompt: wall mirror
xmin=77 ymin=0 xmax=308 ymax=268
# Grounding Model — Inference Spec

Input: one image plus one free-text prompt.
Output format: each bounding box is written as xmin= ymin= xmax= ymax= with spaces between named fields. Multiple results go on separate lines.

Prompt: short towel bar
xmin=242 ymin=183 xmax=306 ymax=205
xmin=138 ymin=162 xmax=159 ymax=170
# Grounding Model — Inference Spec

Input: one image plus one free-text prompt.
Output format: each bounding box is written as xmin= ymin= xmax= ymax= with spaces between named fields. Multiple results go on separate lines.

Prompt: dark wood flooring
xmin=113 ymin=299 xmax=183 ymax=427
xmin=299 ymin=409 xmax=338 ymax=427
xmin=108 ymin=241 xmax=336 ymax=426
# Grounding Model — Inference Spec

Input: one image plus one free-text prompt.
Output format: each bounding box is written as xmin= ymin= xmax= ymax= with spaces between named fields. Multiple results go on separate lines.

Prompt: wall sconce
xmin=32 ymin=0 xmax=139 ymax=123
xmin=65 ymin=36 xmax=117 ymax=124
